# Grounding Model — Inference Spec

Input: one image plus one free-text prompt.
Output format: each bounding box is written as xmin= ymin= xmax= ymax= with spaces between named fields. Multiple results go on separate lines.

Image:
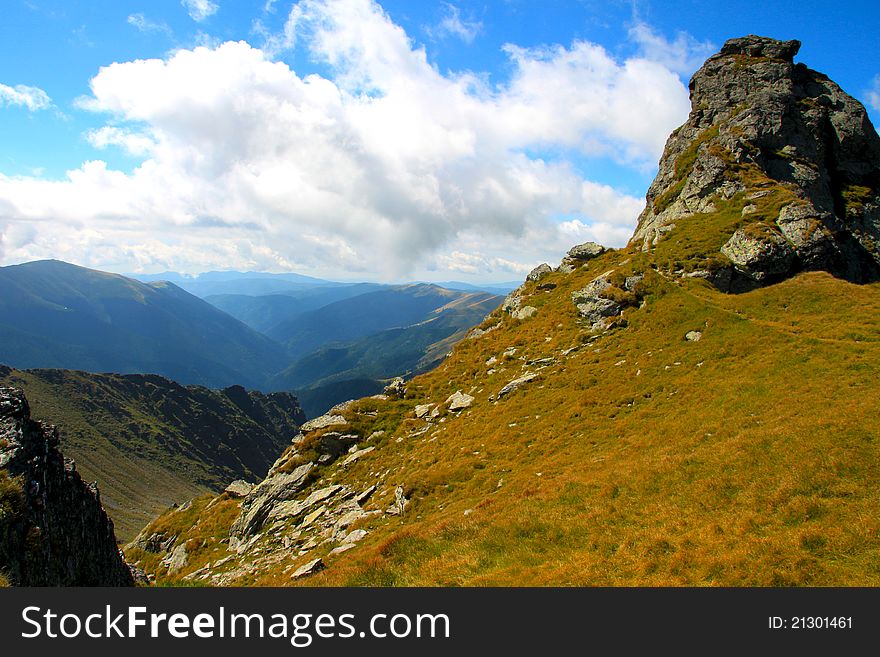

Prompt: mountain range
xmin=0 ymin=260 xmax=505 ymax=415
xmin=0 ymin=260 xmax=286 ymax=389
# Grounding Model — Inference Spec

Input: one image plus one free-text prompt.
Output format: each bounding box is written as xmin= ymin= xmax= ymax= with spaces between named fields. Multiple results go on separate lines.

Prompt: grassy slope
xmin=131 ymin=249 xmax=880 ymax=585
xmin=0 ymin=368 xmax=304 ymax=541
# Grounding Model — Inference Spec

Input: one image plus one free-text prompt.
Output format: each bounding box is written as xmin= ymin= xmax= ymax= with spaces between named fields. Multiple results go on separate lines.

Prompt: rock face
xmin=230 ymin=463 xmax=316 ymax=538
xmin=0 ymin=387 xmax=133 ymax=586
xmin=631 ymin=35 xmax=880 ymax=288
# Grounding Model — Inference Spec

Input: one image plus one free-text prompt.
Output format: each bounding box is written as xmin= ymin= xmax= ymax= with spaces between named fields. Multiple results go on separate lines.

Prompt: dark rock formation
xmin=631 ymin=34 xmax=880 ymax=289
xmin=0 ymin=387 xmax=133 ymax=586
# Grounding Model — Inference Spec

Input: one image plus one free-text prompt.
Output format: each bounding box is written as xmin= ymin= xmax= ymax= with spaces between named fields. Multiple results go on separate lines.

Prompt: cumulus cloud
xmin=0 ymin=0 xmax=693 ymax=279
xmin=628 ymin=21 xmax=714 ymax=76
xmin=867 ymin=75 xmax=880 ymax=113
xmin=182 ymin=0 xmax=219 ymax=22
xmin=0 ymin=82 xmax=52 ymax=111
xmin=428 ymin=3 xmax=482 ymax=44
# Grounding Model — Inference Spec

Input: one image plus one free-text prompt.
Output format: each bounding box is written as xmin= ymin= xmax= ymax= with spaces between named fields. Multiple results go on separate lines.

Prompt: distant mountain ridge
xmin=0 ymin=259 xmax=288 ymax=389
xmin=267 ymin=284 xmax=482 ymax=357
xmin=0 ymin=260 xmax=504 ymax=421
xmin=267 ymin=290 xmax=502 ymax=415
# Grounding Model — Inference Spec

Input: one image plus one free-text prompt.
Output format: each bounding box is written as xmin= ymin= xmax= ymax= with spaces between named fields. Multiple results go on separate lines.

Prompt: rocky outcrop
xmin=558 ymin=242 xmax=606 ymax=273
xmin=0 ymin=387 xmax=133 ymax=586
xmin=572 ymin=274 xmax=621 ymax=329
xmin=230 ymin=463 xmax=316 ymax=538
xmin=383 ymin=377 xmax=407 ymax=399
xmin=527 ymin=263 xmax=552 ymax=281
xmin=631 ymin=35 xmax=880 ymax=288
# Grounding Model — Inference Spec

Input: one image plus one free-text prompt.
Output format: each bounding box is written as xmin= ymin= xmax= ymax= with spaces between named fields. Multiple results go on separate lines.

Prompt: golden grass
xmin=133 ymin=253 xmax=880 ymax=587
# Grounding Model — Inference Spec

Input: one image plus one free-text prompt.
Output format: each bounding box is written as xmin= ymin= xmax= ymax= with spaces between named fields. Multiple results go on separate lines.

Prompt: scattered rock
xmin=313 ymin=432 xmax=360 ymax=461
xmin=446 ymin=390 xmax=475 ymax=411
xmin=466 ymin=322 xmax=501 ymax=340
xmin=334 ymin=507 xmax=367 ymax=532
xmin=300 ymin=414 xmax=348 ymax=433
xmin=355 ymin=485 xmax=377 ymax=506
xmin=230 ymin=462 xmax=316 ymax=538
xmin=163 ymin=543 xmax=188 ymax=574
xmin=497 ymin=372 xmax=539 ymax=399
xmin=527 ymin=263 xmax=552 ymax=281
xmin=386 ymin=485 xmax=409 ymax=516
xmin=567 ymin=241 xmax=606 ymax=261
xmin=685 ymin=331 xmax=703 ymax=342
xmin=268 ymin=484 xmax=342 ymax=523
xmin=512 ymin=305 xmax=537 ymax=320
xmin=414 ymin=404 xmax=434 ymax=418
xmin=299 ymin=506 xmax=325 ymax=529
xmin=502 ymin=292 xmax=523 ymax=314
xmin=224 ymin=480 xmax=254 ymax=498
xmin=129 ymin=531 xmax=176 ymax=554
xmin=341 ymin=446 xmax=374 ymax=467
xmin=329 ymin=399 xmax=357 ymax=414
xmin=624 ymin=275 xmax=644 ymax=291
xmin=292 ymin=558 xmax=324 ymax=579
xmin=558 ymin=242 xmax=606 ymax=273
xmin=343 ymin=529 xmax=368 ymax=544
xmin=383 ymin=377 xmax=407 ymax=398
xmin=571 ymin=273 xmax=622 ymax=329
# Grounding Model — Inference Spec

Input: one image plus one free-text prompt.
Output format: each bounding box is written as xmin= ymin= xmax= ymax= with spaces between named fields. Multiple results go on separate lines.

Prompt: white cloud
xmin=0 ymin=0 xmax=694 ymax=279
xmin=0 ymin=82 xmax=52 ymax=111
xmin=182 ymin=0 xmax=219 ymax=22
xmin=86 ymin=126 xmax=157 ymax=156
xmin=127 ymin=13 xmax=173 ymax=36
xmin=628 ymin=21 xmax=714 ymax=76
xmin=429 ymin=3 xmax=482 ymax=44
xmin=866 ymin=75 xmax=880 ymax=113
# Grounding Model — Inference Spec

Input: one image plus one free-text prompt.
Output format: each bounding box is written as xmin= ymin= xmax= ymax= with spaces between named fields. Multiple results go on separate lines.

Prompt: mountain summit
xmin=632 ymin=35 xmax=880 ymax=289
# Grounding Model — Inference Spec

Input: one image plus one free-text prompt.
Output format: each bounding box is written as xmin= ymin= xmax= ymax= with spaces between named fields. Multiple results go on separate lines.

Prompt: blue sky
xmin=0 ymin=0 xmax=878 ymax=280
